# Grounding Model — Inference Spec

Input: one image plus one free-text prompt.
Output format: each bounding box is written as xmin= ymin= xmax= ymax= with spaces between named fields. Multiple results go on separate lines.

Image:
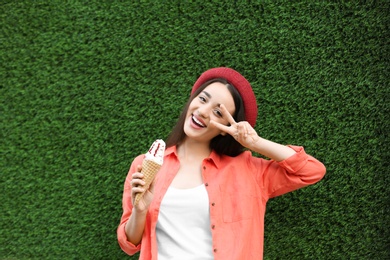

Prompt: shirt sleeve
xmin=117 ymin=155 xmax=144 ymax=255
xmin=253 ymin=145 xmax=326 ymax=199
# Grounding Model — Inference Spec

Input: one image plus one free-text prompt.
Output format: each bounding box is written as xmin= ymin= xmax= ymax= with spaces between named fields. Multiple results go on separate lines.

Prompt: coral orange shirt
xmin=117 ymin=145 xmax=326 ymax=260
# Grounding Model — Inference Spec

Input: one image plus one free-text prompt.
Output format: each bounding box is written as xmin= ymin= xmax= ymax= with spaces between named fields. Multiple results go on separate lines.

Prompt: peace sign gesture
xmin=210 ymin=104 xmax=261 ymax=150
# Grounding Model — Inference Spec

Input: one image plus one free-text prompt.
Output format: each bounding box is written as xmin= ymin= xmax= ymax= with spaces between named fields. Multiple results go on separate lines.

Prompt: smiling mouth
xmin=192 ymin=115 xmax=206 ymax=128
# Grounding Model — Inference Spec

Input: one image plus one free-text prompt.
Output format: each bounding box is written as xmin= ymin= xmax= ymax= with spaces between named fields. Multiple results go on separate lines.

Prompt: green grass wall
xmin=1 ymin=1 xmax=388 ymax=259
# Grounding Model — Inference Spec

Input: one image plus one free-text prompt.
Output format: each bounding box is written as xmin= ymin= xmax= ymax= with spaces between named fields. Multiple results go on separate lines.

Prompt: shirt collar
xmin=165 ymin=146 xmax=222 ymax=169
xmin=208 ymin=149 xmax=222 ymax=169
xmin=165 ymin=146 xmax=177 ymax=157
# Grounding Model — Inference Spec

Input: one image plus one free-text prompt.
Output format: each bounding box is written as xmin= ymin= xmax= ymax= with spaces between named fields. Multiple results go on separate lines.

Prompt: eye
xmin=199 ymin=96 xmax=206 ymax=102
xmin=214 ymin=109 xmax=223 ymax=117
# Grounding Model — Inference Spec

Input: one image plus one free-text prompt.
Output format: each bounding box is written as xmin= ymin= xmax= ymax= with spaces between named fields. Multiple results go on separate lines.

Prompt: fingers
xmin=209 ymin=104 xmax=257 ymax=142
xmin=131 ymin=172 xmax=145 ymax=187
xmin=210 ymin=104 xmax=236 ymax=135
xmin=130 ymin=164 xmax=155 ymax=209
xmin=233 ymin=122 xmax=245 ymax=140
xmin=220 ymin=104 xmax=236 ymax=125
xmin=238 ymin=122 xmax=250 ymax=138
xmin=131 ymin=165 xmax=145 ymax=193
xmin=210 ymin=120 xmax=233 ymax=135
xmin=231 ymin=122 xmax=256 ymax=142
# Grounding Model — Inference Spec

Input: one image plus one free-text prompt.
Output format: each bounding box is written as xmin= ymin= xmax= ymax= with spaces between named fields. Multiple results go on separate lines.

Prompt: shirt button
xmin=211 ymin=225 xmax=215 ymax=229
xmin=205 ymin=183 xmax=209 ymax=186
xmin=203 ymin=166 xmax=206 ymax=170
xmin=211 ymin=202 xmax=215 ymax=206
xmin=214 ymin=248 xmax=217 ymax=252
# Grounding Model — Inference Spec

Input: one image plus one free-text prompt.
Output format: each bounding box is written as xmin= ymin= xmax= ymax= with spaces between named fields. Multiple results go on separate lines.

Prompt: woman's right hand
xmin=125 ymin=164 xmax=154 ymax=245
xmin=131 ymin=165 xmax=155 ymax=212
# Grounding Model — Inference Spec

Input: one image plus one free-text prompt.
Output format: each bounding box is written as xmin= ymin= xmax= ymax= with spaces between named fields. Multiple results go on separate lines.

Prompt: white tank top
xmin=156 ymin=184 xmax=213 ymax=260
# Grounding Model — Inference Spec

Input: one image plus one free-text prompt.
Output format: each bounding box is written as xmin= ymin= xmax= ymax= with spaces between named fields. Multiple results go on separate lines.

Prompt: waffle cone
xmin=134 ymin=159 xmax=161 ymax=205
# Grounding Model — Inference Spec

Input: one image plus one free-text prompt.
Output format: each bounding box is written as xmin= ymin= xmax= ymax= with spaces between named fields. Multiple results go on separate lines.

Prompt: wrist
xmin=133 ymin=206 xmax=148 ymax=215
xmin=250 ymin=136 xmax=263 ymax=152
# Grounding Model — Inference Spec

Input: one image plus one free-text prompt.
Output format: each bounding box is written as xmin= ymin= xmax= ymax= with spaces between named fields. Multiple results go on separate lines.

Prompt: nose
xmin=197 ymin=104 xmax=212 ymax=118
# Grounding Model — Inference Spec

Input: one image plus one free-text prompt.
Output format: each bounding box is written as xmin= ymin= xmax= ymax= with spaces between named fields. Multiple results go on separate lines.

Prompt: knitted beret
xmin=191 ymin=67 xmax=258 ymax=127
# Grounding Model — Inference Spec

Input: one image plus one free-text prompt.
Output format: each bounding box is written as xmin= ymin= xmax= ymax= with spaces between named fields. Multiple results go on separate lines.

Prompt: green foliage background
xmin=1 ymin=1 xmax=388 ymax=259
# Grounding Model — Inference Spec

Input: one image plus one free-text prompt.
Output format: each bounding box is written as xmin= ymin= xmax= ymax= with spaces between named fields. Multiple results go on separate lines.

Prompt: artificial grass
xmin=1 ymin=1 xmax=389 ymax=259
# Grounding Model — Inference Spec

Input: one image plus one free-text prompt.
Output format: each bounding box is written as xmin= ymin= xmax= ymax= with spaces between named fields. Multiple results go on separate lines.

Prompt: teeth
xmin=193 ymin=116 xmax=205 ymax=127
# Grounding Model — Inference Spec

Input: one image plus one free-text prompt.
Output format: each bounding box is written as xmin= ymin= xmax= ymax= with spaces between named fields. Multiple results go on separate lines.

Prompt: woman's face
xmin=184 ymin=82 xmax=235 ymax=143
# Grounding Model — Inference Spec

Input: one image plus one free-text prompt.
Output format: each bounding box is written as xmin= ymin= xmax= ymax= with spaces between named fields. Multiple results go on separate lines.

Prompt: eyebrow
xmin=202 ymin=91 xmax=222 ymax=107
xmin=202 ymin=91 xmax=211 ymax=98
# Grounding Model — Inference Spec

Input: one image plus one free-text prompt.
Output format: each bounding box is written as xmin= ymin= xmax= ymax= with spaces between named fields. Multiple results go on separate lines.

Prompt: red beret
xmin=191 ymin=67 xmax=258 ymax=127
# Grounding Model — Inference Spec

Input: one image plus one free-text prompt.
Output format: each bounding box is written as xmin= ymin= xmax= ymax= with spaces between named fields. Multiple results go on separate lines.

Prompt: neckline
xmin=169 ymin=184 xmax=205 ymax=191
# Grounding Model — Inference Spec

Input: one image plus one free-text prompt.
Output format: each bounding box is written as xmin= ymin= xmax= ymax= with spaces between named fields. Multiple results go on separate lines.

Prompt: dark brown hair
xmin=165 ymin=78 xmax=246 ymax=157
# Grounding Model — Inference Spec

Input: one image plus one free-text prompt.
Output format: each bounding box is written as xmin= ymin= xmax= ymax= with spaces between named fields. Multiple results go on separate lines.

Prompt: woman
xmin=117 ymin=67 xmax=326 ymax=259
